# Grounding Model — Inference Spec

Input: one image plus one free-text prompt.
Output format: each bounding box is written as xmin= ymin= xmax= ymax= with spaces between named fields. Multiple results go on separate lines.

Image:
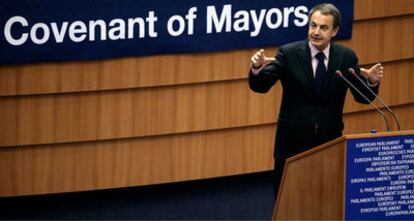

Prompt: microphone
xmin=348 ymin=68 xmax=401 ymax=131
xmin=335 ymin=70 xmax=390 ymax=132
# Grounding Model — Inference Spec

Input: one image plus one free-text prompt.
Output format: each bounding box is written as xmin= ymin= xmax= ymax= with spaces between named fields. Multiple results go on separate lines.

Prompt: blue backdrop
xmin=0 ymin=0 xmax=354 ymax=65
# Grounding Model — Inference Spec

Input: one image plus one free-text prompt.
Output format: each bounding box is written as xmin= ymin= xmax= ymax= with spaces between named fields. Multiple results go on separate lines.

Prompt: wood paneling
xmin=1 ymin=102 xmax=413 ymax=196
xmin=0 ymin=125 xmax=274 ymax=196
xmin=344 ymin=58 xmax=414 ymax=112
xmin=0 ymin=80 xmax=280 ymax=146
xmin=2 ymin=57 xmax=412 ymax=147
xmin=344 ymin=103 xmax=414 ymax=134
xmin=275 ymin=139 xmax=345 ymax=220
xmin=342 ymin=16 xmax=414 ymax=64
xmin=354 ymin=0 xmax=414 ymax=20
xmin=0 ymin=50 xmax=253 ymax=96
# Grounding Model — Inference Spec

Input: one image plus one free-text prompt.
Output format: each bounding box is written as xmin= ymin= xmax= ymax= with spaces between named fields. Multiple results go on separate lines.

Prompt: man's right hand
xmin=251 ymin=49 xmax=276 ymax=69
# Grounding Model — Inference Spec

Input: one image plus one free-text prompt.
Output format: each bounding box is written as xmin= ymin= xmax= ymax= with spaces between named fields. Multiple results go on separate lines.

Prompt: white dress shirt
xmin=309 ymin=42 xmax=330 ymax=78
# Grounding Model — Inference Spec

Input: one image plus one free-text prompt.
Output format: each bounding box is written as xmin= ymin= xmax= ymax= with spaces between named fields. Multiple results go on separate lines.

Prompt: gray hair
xmin=309 ymin=3 xmax=342 ymax=28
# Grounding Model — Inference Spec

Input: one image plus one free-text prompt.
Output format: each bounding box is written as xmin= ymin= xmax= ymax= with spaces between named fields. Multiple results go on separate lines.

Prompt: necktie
xmin=315 ymin=52 xmax=326 ymax=96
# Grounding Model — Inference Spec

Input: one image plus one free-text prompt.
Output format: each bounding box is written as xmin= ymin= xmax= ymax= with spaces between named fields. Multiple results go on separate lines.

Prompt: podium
xmin=273 ymin=130 xmax=414 ymax=220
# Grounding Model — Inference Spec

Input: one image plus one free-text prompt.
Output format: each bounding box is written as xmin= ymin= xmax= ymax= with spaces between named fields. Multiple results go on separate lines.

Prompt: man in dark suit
xmin=248 ymin=3 xmax=383 ymax=197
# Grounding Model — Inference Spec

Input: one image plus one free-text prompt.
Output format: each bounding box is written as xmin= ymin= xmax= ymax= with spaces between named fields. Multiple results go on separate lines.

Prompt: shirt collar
xmin=308 ymin=42 xmax=330 ymax=60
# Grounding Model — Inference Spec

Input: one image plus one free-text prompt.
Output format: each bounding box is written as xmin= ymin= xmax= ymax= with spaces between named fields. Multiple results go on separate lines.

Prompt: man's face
xmin=308 ymin=10 xmax=339 ymax=50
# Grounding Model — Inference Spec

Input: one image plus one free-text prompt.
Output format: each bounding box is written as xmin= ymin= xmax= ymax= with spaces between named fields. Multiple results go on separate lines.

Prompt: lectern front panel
xmin=345 ymin=135 xmax=414 ymax=220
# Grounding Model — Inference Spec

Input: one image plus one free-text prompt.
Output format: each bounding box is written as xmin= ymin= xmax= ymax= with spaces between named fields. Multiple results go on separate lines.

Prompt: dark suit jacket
xmin=249 ymin=40 xmax=379 ymax=160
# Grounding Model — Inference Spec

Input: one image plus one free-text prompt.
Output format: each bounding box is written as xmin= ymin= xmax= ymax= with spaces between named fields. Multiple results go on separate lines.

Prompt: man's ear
xmin=332 ymin=26 xmax=339 ymax=37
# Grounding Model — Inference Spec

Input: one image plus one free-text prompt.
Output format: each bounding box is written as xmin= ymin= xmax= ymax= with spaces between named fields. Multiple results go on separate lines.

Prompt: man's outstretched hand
xmin=251 ymin=49 xmax=276 ymax=69
xmin=361 ymin=63 xmax=383 ymax=85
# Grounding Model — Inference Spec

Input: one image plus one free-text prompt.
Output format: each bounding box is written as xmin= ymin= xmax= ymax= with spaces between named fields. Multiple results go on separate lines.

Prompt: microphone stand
xmin=349 ymin=68 xmax=401 ymax=131
xmin=335 ymin=70 xmax=391 ymax=132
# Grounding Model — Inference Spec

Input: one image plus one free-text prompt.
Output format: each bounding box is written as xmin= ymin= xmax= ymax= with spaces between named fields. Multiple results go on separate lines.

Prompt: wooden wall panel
xmin=0 ymin=81 xmax=280 ymax=146
xmin=1 ymin=102 xmax=413 ymax=197
xmin=2 ymin=57 xmax=411 ymax=147
xmin=1 ymin=0 xmax=414 ymax=196
xmin=344 ymin=103 xmax=414 ymax=134
xmin=0 ymin=125 xmax=275 ymax=196
xmin=342 ymin=15 xmax=414 ymax=64
xmin=354 ymin=0 xmax=414 ymax=20
xmin=344 ymin=59 xmax=414 ymax=112
xmin=0 ymin=50 xmax=253 ymax=96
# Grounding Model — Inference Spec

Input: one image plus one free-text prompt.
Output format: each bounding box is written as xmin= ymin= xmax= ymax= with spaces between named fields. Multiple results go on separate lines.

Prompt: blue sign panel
xmin=345 ymin=135 xmax=414 ymax=220
xmin=0 ymin=0 xmax=354 ymax=65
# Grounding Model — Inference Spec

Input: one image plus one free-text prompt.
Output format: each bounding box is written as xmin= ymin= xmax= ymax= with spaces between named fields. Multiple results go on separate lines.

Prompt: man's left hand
xmin=361 ymin=63 xmax=383 ymax=84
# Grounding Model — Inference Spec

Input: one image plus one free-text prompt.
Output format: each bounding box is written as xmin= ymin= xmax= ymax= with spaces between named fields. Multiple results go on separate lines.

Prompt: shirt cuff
xmin=250 ymin=64 xmax=263 ymax=76
xmin=367 ymin=80 xmax=379 ymax=87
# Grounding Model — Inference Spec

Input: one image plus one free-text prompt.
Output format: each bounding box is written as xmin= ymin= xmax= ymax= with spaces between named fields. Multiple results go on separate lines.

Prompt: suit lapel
xmin=298 ymin=41 xmax=319 ymax=102
xmin=321 ymin=42 xmax=340 ymax=102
